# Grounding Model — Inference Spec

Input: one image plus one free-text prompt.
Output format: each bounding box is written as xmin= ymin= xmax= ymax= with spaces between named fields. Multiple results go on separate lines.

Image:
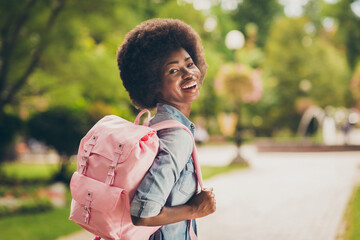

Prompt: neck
xmin=177 ymin=104 xmax=192 ymax=118
xmin=160 ymin=102 xmax=192 ymax=118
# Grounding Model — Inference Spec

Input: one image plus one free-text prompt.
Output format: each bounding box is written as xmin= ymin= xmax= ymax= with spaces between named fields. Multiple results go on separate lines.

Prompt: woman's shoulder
xmin=150 ymin=113 xmax=192 ymax=139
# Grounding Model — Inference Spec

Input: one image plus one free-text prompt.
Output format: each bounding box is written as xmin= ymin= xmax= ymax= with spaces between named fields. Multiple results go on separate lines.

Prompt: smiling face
xmin=158 ymin=48 xmax=201 ymax=113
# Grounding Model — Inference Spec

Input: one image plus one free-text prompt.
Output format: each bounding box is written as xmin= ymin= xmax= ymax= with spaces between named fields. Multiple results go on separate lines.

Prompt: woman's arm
xmin=132 ymin=188 xmax=216 ymax=226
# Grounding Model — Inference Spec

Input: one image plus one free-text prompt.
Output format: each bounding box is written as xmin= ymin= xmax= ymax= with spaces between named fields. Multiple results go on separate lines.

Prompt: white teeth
xmin=182 ymin=81 xmax=197 ymax=89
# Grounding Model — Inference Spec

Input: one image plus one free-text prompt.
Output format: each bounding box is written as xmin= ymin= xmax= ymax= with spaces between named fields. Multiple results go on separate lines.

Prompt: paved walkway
xmin=197 ymin=146 xmax=360 ymax=240
xmin=59 ymin=145 xmax=360 ymax=240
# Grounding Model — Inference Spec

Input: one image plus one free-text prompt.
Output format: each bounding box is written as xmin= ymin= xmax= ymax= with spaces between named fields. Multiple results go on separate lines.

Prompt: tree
xmin=27 ymin=107 xmax=91 ymax=182
xmin=0 ymin=0 xmax=66 ymax=117
xmin=215 ymin=63 xmax=262 ymax=163
xmin=0 ymin=113 xmax=22 ymax=162
xmin=231 ymin=0 xmax=283 ymax=47
xmin=326 ymin=0 xmax=360 ymax=69
xmin=0 ymin=0 xmax=139 ymax=117
xmin=263 ymin=17 xmax=350 ymax=133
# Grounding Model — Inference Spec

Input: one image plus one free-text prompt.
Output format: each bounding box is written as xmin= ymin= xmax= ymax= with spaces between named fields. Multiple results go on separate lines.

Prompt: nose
xmin=181 ymin=68 xmax=194 ymax=80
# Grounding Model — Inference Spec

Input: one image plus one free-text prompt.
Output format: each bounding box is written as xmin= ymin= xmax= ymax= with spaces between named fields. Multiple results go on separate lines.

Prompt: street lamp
xmin=223 ymin=30 xmax=249 ymax=164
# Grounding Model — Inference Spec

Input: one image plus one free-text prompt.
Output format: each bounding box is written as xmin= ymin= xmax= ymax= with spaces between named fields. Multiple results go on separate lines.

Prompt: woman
xmin=117 ymin=18 xmax=216 ymax=240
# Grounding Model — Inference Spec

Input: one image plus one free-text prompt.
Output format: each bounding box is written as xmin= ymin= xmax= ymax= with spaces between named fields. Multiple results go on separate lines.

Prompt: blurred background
xmin=1 ymin=0 xmax=360 ymax=239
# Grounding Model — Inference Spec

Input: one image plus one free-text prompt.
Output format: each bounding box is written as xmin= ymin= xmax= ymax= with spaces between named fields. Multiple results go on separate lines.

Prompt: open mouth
xmin=181 ymin=80 xmax=198 ymax=90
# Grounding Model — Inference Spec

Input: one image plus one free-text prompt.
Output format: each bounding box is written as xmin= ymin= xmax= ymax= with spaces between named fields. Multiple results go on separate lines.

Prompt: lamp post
xmin=216 ymin=63 xmax=263 ymax=164
xmin=224 ymin=30 xmax=248 ymax=164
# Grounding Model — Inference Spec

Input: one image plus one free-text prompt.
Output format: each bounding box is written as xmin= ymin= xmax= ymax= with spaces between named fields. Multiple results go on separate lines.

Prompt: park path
xmin=197 ymin=147 xmax=360 ymax=240
xmin=59 ymin=145 xmax=360 ymax=240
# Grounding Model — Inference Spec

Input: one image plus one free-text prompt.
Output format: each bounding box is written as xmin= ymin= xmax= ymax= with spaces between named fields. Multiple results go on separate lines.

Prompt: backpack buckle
xmin=82 ymin=156 xmax=89 ymax=163
xmin=80 ymin=156 xmax=89 ymax=175
xmin=106 ymin=166 xmax=116 ymax=185
xmin=83 ymin=206 xmax=91 ymax=213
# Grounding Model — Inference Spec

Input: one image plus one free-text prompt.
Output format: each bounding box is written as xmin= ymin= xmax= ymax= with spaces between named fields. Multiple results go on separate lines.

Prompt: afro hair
xmin=117 ymin=18 xmax=207 ymax=109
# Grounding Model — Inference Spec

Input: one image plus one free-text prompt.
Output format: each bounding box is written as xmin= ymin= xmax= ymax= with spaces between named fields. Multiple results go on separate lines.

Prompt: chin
xmin=189 ymin=95 xmax=200 ymax=103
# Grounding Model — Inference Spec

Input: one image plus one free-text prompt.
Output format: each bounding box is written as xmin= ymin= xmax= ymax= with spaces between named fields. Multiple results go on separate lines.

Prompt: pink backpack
xmin=69 ymin=109 xmax=204 ymax=240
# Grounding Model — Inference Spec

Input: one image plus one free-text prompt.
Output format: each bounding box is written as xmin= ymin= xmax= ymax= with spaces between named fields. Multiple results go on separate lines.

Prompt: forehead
xmin=165 ymin=48 xmax=191 ymax=62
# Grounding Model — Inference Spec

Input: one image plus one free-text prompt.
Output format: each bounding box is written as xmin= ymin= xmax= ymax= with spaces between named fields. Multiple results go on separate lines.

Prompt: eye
xmin=169 ymin=69 xmax=178 ymax=74
xmin=187 ymin=62 xmax=194 ymax=68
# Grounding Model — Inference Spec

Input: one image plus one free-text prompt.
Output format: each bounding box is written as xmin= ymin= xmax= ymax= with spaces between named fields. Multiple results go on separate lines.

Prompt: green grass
xmin=0 ymin=161 xmax=247 ymax=240
xmin=2 ymin=161 xmax=245 ymax=181
xmin=341 ymin=183 xmax=360 ymax=240
xmin=0 ymin=206 xmax=81 ymax=240
xmin=201 ymin=163 xmax=248 ymax=180
xmin=2 ymin=162 xmax=59 ymax=180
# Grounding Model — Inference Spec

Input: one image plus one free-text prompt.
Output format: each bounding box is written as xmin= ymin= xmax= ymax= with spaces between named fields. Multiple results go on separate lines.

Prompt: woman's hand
xmin=131 ymin=187 xmax=216 ymax=226
xmin=187 ymin=187 xmax=216 ymax=219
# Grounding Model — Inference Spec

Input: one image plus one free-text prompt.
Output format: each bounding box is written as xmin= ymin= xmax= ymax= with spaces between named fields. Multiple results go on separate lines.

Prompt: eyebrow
xmin=166 ymin=56 xmax=192 ymax=66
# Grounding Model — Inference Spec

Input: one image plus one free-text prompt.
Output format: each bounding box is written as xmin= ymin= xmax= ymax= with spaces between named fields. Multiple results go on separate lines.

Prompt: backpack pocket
xmin=69 ymin=172 xmax=127 ymax=239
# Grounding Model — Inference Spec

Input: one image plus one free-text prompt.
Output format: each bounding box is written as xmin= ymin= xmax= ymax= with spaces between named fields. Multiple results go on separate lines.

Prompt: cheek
xmin=159 ymin=81 xmax=178 ymax=98
xmin=192 ymin=67 xmax=201 ymax=79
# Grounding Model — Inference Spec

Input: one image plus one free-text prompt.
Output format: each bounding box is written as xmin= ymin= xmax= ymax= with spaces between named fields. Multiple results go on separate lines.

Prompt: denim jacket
xmin=130 ymin=104 xmax=198 ymax=240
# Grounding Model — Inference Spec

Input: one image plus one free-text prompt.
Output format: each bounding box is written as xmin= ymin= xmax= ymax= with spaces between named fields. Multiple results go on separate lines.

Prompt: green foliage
xmin=0 ymin=113 xmax=22 ymax=161
xmin=157 ymin=1 xmax=205 ymax=32
xmin=0 ymin=0 xmax=137 ymax=117
xmin=0 ymin=204 xmax=80 ymax=240
xmin=0 ymin=199 xmax=53 ymax=218
xmin=341 ymin=183 xmax=360 ymax=240
xmin=262 ymin=17 xmax=350 ymax=133
xmin=351 ymin=65 xmax=360 ymax=109
xmin=0 ymin=0 xmax=67 ymax=112
xmin=27 ymin=107 xmax=91 ymax=157
xmin=326 ymin=0 xmax=360 ymax=69
xmin=26 ymin=106 xmax=91 ymax=183
xmin=201 ymin=163 xmax=248 ymax=180
xmin=17 ymin=198 xmax=53 ymax=215
xmin=231 ymin=0 xmax=283 ymax=47
xmin=2 ymin=162 xmax=58 ymax=182
xmin=0 ymin=160 xmax=245 ymax=239
xmin=0 ymin=0 xmax=358 ymax=140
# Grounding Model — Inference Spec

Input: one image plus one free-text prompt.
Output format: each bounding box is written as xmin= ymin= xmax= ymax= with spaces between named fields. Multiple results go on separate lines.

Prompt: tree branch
xmin=0 ymin=0 xmax=38 ymax=94
xmin=1 ymin=0 xmax=66 ymax=107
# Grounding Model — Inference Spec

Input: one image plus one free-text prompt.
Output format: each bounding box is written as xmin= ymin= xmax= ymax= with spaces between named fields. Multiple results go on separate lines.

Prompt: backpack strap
xmin=80 ymin=135 xmax=97 ymax=175
xmin=151 ymin=120 xmax=204 ymax=189
xmin=151 ymin=120 xmax=203 ymax=240
xmin=134 ymin=109 xmax=151 ymax=126
xmin=105 ymin=143 xmax=125 ymax=185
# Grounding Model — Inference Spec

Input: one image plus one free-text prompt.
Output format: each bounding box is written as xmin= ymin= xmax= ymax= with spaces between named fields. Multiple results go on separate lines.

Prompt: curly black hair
xmin=117 ymin=18 xmax=207 ymax=109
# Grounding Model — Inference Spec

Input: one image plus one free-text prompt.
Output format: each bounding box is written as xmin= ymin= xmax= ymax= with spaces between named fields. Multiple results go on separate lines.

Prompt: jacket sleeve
xmin=130 ymin=128 xmax=193 ymax=218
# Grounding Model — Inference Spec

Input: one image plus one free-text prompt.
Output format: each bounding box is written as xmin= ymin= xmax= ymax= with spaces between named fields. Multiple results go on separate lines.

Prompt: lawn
xmin=1 ymin=161 xmax=246 ymax=240
xmin=0 ymin=206 xmax=81 ymax=240
xmin=201 ymin=162 xmax=248 ymax=180
xmin=2 ymin=162 xmax=60 ymax=180
xmin=2 ymin=161 xmax=247 ymax=182
xmin=341 ymin=183 xmax=360 ymax=240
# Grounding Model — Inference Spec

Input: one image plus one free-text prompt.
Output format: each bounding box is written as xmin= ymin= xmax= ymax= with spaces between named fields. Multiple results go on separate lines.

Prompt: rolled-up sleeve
xmin=130 ymin=128 xmax=193 ymax=218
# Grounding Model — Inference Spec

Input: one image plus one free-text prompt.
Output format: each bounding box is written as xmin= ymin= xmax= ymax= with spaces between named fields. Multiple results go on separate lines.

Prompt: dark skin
xmin=157 ymin=48 xmax=201 ymax=118
xmin=131 ymin=48 xmax=216 ymax=227
xmin=132 ymin=188 xmax=216 ymax=226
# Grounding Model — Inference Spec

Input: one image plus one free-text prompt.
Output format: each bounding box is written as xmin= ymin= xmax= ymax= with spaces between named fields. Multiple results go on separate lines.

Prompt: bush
xmin=27 ymin=107 xmax=91 ymax=157
xmin=0 ymin=183 xmax=54 ymax=218
xmin=0 ymin=113 xmax=22 ymax=162
xmin=0 ymin=205 xmax=10 ymax=217
xmin=0 ymin=198 xmax=53 ymax=218
xmin=17 ymin=199 xmax=53 ymax=215
xmin=27 ymin=107 xmax=92 ymax=183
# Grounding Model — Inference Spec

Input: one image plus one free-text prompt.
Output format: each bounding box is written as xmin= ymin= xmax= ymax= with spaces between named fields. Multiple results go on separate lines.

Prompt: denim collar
xmin=150 ymin=103 xmax=195 ymax=135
